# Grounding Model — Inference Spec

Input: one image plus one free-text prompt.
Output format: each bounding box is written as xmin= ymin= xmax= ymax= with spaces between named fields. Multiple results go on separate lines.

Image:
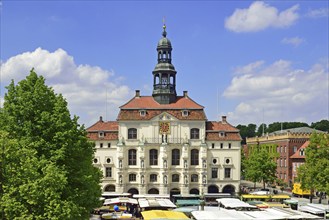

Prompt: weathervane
xmin=162 ymin=16 xmax=167 ymax=37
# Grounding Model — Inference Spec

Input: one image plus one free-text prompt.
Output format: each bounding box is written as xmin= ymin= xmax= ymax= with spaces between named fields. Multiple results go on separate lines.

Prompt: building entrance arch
xmin=222 ymin=185 xmax=235 ymax=194
xmin=208 ymin=185 xmax=219 ymax=193
xmin=189 ymin=188 xmax=200 ymax=195
xmin=148 ymin=188 xmax=159 ymax=194
xmin=128 ymin=188 xmax=139 ymax=195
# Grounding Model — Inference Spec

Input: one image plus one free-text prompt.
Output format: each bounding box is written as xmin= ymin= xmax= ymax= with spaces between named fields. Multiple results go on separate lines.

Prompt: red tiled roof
xmin=206 ymin=132 xmax=242 ymax=141
xmin=205 ymin=121 xmax=242 ymax=141
xmin=87 ymin=132 xmax=118 ymax=141
xmin=86 ymin=120 xmax=119 ymax=141
xmin=87 ymin=120 xmax=118 ymax=131
xmin=120 ymin=96 xmax=204 ymax=109
xmin=206 ymin=121 xmax=239 ymax=132
xmin=290 ymin=141 xmax=309 ymax=159
xmin=117 ymin=109 xmax=207 ymax=121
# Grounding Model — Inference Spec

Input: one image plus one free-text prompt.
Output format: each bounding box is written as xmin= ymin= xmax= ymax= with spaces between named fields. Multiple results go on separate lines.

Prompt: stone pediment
xmin=150 ymin=111 xmax=178 ymax=122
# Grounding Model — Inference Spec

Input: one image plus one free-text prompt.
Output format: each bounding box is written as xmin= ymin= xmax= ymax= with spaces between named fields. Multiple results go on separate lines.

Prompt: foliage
xmin=244 ymin=146 xmax=278 ymax=189
xmin=297 ymin=132 xmax=329 ymax=201
xmin=240 ymin=149 xmax=247 ymax=179
xmin=310 ymin=119 xmax=329 ymax=132
xmin=1 ymin=69 xmax=102 ymax=219
xmin=236 ymin=124 xmax=256 ymax=144
xmin=255 ymin=122 xmax=309 ymax=136
xmin=256 ymin=123 xmax=267 ymax=137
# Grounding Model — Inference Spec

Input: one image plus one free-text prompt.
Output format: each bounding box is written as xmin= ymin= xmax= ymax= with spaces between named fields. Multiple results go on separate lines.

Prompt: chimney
xmin=183 ymin=91 xmax=188 ymax=98
xmin=99 ymin=116 xmax=103 ymax=122
xmin=135 ymin=90 xmax=140 ymax=97
xmin=222 ymin=116 xmax=227 ymax=124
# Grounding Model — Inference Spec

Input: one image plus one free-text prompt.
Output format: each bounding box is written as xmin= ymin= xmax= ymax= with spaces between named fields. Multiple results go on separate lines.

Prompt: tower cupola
xmin=152 ymin=23 xmax=177 ymax=104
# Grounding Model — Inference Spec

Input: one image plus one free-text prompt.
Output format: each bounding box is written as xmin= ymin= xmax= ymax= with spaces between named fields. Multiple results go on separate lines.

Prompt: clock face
xmin=159 ymin=122 xmax=170 ymax=134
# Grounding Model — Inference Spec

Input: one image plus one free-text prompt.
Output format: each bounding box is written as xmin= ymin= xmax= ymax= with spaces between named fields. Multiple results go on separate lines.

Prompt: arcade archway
xmin=222 ymin=184 xmax=235 ymax=194
xmin=128 ymin=188 xmax=139 ymax=195
xmin=208 ymin=185 xmax=219 ymax=193
xmin=148 ymin=188 xmax=159 ymax=194
xmin=189 ymin=188 xmax=200 ymax=195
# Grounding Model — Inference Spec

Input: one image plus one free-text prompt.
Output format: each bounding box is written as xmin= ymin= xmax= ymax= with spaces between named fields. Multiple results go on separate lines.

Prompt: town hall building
xmin=87 ymin=25 xmax=242 ymax=196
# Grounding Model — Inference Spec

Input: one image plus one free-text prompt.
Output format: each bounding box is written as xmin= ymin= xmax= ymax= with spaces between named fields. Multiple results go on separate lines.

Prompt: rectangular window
xmin=190 ymin=149 xmax=199 ymax=165
xmin=293 ymin=146 xmax=297 ymax=152
xmin=224 ymin=168 xmax=231 ymax=179
xmin=129 ymin=174 xmax=136 ymax=182
xmin=190 ymin=128 xmax=200 ymax=139
xmin=105 ymin=167 xmax=112 ymax=178
xmin=171 ymin=149 xmax=180 ymax=166
xmin=212 ymin=168 xmax=218 ymax=178
xmin=108 ymin=143 xmax=111 ymax=148
xmin=100 ymin=143 xmax=103 ymax=148
xmin=220 ymin=143 xmax=223 ymax=149
xmin=212 ymin=143 xmax=215 ymax=149
xmin=128 ymin=128 xmax=137 ymax=139
xmin=150 ymin=174 xmax=157 ymax=182
xmin=191 ymin=174 xmax=198 ymax=182
xmin=228 ymin=143 xmax=231 ymax=149
xmin=128 ymin=150 xmax=137 ymax=165
xmin=172 ymin=174 xmax=179 ymax=182
xmin=149 ymin=149 xmax=158 ymax=166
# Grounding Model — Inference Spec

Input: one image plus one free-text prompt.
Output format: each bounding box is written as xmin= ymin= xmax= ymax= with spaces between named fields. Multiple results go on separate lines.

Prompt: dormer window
xmin=219 ymin=132 xmax=225 ymax=137
xmin=182 ymin=110 xmax=189 ymax=117
xmin=140 ymin=110 xmax=146 ymax=117
xmin=98 ymin=131 xmax=104 ymax=138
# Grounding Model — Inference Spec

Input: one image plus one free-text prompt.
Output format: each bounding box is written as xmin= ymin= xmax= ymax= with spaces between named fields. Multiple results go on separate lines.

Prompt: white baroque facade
xmin=87 ymin=25 xmax=241 ymax=196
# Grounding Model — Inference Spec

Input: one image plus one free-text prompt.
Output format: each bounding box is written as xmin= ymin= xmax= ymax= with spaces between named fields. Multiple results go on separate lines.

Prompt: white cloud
xmin=281 ymin=37 xmax=305 ymax=47
xmin=225 ymin=1 xmax=299 ymax=32
xmin=0 ymin=48 xmax=133 ymax=126
xmin=234 ymin=60 xmax=264 ymax=75
xmin=223 ymin=59 xmax=329 ymax=125
xmin=306 ymin=8 xmax=329 ymax=18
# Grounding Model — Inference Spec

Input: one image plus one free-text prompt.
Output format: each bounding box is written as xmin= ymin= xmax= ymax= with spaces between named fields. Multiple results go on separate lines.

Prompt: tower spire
xmin=152 ymin=22 xmax=177 ymax=104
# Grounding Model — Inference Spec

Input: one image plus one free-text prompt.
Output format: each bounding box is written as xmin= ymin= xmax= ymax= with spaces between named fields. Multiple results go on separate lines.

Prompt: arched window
xmin=190 ymin=128 xmax=200 ymax=139
xmin=128 ymin=128 xmax=137 ymax=139
xmin=129 ymin=173 xmax=136 ymax=182
xmin=191 ymin=174 xmax=198 ymax=182
xmin=171 ymin=149 xmax=180 ymax=165
xmin=172 ymin=174 xmax=180 ymax=182
xmin=149 ymin=149 xmax=158 ymax=165
xmin=128 ymin=149 xmax=137 ymax=165
xmin=150 ymin=174 xmax=157 ymax=182
xmin=191 ymin=149 xmax=199 ymax=165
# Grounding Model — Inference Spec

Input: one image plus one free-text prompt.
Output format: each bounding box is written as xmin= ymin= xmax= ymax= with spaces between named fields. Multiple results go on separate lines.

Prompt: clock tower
xmin=152 ymin=24 xmax=177 ymax=104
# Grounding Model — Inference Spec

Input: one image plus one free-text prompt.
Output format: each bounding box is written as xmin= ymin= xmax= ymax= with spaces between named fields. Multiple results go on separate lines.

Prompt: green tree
xmin=1 ymin=69 xmax=102 ymax=219
xmin=245 ymin=147 xmax=277 ymax=189
xmin=237 ymin=124 xmax=256 ymax=145
xmin=256 ymin=123 xmax=267 ymax=137
xmin=311 ymin=120 xmax=329 ymax=132
xmin=297 ymin=132 xmax=329 ymax=203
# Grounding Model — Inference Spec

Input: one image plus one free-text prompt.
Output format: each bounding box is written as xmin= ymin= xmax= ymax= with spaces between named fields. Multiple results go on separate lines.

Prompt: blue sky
xmin=1 ymin=1 xmax=328 ymax=127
